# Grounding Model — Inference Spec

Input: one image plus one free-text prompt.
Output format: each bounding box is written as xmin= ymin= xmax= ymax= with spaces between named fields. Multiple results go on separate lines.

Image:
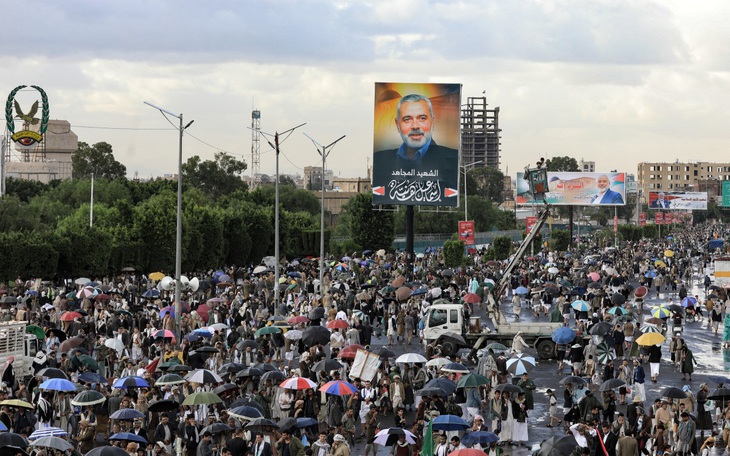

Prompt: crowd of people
xmin=0 ymin=223 xmax=725 ymax=456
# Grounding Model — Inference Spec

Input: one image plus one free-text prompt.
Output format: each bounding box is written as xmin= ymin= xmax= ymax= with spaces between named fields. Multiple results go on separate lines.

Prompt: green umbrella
xmin=78 ymin=355 xmax=99 ymax=372
xmin=65 ymin=292 xmax=76 ymax=300
xmin=26 ymin=325 xmax=45 ymax=340
xmin=160 ymin=359 xmax=182 ymax=368
xmin=457 ymin=373 xmax=491 ymax=388
xmin=380 ymin=286 xmax=396 ymax=295
xmin=182 ymin=391 xmax=223 ymax=406
xmin=287 ymin=283 xmax=298 ymax=291
xmin=255 ymin=326 xmax=282 ymax=337
xmin=485 ymin=343 xmax=509 ymax=352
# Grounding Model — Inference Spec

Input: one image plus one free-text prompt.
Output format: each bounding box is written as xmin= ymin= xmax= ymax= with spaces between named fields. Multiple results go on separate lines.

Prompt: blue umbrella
xmin=410 ymin=287 xmax=428 ymax=297
xmin=363 ymin=250 xmax=373 ymax=255
xmin=109 ymin=432 xmax=148 ymax=444
xmin=551 ymin=327 xmax=576 ymax=344
xmin=296 ymin=417 xmax=318 ymax=428
xmin=424 ymin=378 xmax=457 ymax=396
xmin=288 ymin=272 xmax=302 ymax=278
xmin=462 ymin=431 xmax=499 ymax=445
xmin=571 ymin=300 xmax=590 ymax=312
xmin=113 ymin=376 xmax=150 ymax=389
xmin=190 ymin=329 xmax=213 ymax=338
xmin=110 ymin=409 xmax=146 ymax=420
xmin=39 ymin=378 xmax=77 ymax=392
xmin=644 ymin=270 xmax=657 ymax=279
xmin=572 ymin=286 xmax=587 ymax=296
xmin=431 ymin=414 xmax=470 ymax=431
xmin=228 ymin=405 xmax=263 ymax=420
xmin=515 ymin=286 xmax=529 ymax=295
xmin=142 ymin=289 xmax=160 ymax=298
xmin=79 ymin=372 xmax=108 ymax=384
xmin=383 ymin=263 xmax=392 ymax=269
xmin=681 ymin=297 xmax=697 ymax=308
xmin=28 ymin=427 xmax=66 ymax=440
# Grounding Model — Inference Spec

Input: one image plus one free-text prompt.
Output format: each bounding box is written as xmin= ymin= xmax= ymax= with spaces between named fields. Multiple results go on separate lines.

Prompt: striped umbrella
xmin=186 ymin=369 xmax=223 ymax=384
xmin=71 ymin=390 xmax=106 ymax=406
xmin=571 ymin=300 xmax=590 ymax=312
xmin=651 ymin=306 xmax=671 ymax=319
xmin=319 ymin=380 xmax=359 ymax=396
xmin=640 ymin=323 xmax=661 ymax=334
xmin=153 ymin=329 xmax=176 ymax=340
xmin=227 ymin=405 xmax=263 ymax=421
xmin=506 ymin=354 xmax=536 ymax=375
xmin=596 ymin=342 xmax=615 ymax=364
xmin=29 ymin=427 xmax=68 ymax=440
xmin=279 ymin=376 xmax=317 ymax=390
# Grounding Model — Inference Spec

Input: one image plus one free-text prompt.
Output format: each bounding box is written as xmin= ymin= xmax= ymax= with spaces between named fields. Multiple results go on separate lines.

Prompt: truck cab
xmin=0 ymin=321 xmax=40 ymax=380
xmin=422 ymin=304 xmax=471 ymax=356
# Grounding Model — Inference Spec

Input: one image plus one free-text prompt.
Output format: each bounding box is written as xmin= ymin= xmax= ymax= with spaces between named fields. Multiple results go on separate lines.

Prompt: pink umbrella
xmin=153 ymin=329 xmax=176 ymax=341
xmin=587 ymin=272 xmax=601 ymax=282
xmin=196 ymin=304 xmax=210 ymax=323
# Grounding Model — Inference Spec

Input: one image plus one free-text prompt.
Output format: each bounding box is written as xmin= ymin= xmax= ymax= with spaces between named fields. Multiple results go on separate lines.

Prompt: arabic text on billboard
xmin=516 ymin=172 xmax=626 ymax=206
xmin=371 ymin=82 xmax=461 ymax=206
xmin=723 ymin=181 xmax=730 ymax=207
xmin=647 ymin=191 xmax=707 ymax=210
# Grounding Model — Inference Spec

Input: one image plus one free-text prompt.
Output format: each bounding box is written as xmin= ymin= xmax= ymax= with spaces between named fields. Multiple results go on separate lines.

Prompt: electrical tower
xmin=251 ymin=109 xmax=261 ymax=188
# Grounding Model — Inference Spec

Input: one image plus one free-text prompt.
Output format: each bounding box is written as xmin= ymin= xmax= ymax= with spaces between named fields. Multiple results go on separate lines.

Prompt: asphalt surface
xmin=352 ymin=261 xmax=726 ymax=456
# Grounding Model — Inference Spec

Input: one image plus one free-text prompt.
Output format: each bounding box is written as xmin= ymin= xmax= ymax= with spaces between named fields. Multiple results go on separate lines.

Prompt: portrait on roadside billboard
xmin=516 ymin=172 xmax=625 ymax=206
xmin=647 ymin=191 xmax=707 ymax=210
xmin=372 ymin=82 xmax=461 ymax=206
xmin=458 ymin=220 xmax=475 ymax=245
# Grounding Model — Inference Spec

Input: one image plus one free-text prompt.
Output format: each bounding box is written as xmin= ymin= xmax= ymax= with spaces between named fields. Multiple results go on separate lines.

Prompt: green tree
xmin=442 ymin=239 xmax=465 ymax=267
xmin=471 ymin=167 xmax=506 ymax=203
xmin=545 ymin=156 xmax=579 ymax=172
xmin=549 ymin=229 xmax=571 ymax=251
xmin=182 ymin=152 xmax=248 ymax=200
xmin=491 ymin=236 xmax=512 ymax=260
xmin=342 ymin=193 xmax=394 ymax=250
xmin=72 ymin=142 xmax=127 ymax=179
xmin=5 ymin=177 xmax=48 ymax=202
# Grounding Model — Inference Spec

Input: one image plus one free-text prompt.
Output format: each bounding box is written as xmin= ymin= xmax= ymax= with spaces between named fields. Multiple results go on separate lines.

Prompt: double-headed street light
xmin=303 ymin=133 xmax=346 ymax=298
xmin=461 ymin=160 xmax=483 ymax=221
xmin=144 ymin=101 xmax=194 ymax=341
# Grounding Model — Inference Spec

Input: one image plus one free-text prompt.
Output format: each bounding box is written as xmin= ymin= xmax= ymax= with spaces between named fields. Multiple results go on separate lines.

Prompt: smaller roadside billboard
xmin=647 ymin=191 xmax=707 ymax=210
xmin=655 ymin=212 xmax=664 ymax=225
xmin=516 ymin=172 xmax=626 ymax=206
xmin=458 ymin=221 xmax=475 ymax=245
xmin=639 ymin=212 xmax=646 ymax=226
xmin=723 ymin=181 xmax=730 ymax=207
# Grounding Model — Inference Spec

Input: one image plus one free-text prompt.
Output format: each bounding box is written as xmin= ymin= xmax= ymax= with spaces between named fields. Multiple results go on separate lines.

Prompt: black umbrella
xmin=195 ymin=346 xmax=219 ymax=354
xmin=312 ymin=359 xmax=344 ymax=372
xmin=589 ymin=322 xmax=612 ymax=336
xmin=278 ymin=417 xmax=298 ymax=433
xmin=587 ymin=282 xmax=602 ymax=290
xmin=707 ymin=388 xmax=730 ymax=401
xmin=302 ymin=326 xmax=331 ymax=347
xmin=236 ymin=367 xmax=264 ymax=379
xmin=440 ymin=331 xmax=467 ymax=346
xmin=259 ymin=370 xmax=286 ymax=384
xmin=218 ymin=363 xmax=246 ymax=376
xmin=375 ymin=348 xmax=395 ymax=359
xmin=213 ymin=383 xmax=239 ymax=395
xmin=559 ymin=376 xmax=586 ymax=385
xmin=539 ymin=435 xmax=579 ymax=456
xmin=668 ymin=304 xmax=683 ymax=313
xmin=308 ymin=307 xmax=325 ymax=320
xmin=37 ymin=368 xmax=69 ymax=379
xmin=0 ymin=446 xmax=26 ymax=456
xmin=167 ymin=365 xmax=192 ymax=373
xmin=0 ymin=433 xmax=28 ymax=449
xmin=416 ymin=387 xmax=447 ymax=397
xmin=611 ymin=293 xmax=626 ymax=305
xmin=599 ymin=379 xmax=626 ymax=391
xmin=46 ymin=328 xmax=66 ymax=342
xmin=148 ymin=400 xmax=180 ymax=413
xmin=661 ymin=387 xmax=687 ymax=399
xmin=229 ymin=397 xmax=265 ymax=414
xmin=495 ymin=384 xmax=523 ymax=394
xmin=85 ymin=447 xmax=130 ymax=456
xmin=441 ymin=269 xmax=454 ymax=277
xmin=253 ymin=363 xmax=277 ymax=372
xmin=245 ymin=418 xmax=279 ymax=432
xmin=238 ymin=340 xmax=259 ymax=350
xmin=201 ymin=423 xmax=232 ymax=435
xmin=424 ymin=378 xmax=457 ymax=395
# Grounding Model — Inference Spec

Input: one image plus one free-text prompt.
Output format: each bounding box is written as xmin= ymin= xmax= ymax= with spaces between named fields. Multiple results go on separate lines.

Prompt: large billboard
xmin=516 ymin=172 xmax=626 ymax=206
xmin=647 ymin=191 xmax=707 ymax=210
xmin=722 ymin=181 xmax=730 ymax=207
xmin=372 ymin=82 xmax=461 ymax=206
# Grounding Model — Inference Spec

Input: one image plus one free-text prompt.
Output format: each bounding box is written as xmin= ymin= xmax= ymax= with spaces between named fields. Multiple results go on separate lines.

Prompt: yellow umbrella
xmin=0 ymin=399 xmax=33 ymax=409
xmin=664 ymin=250 xmax=674 ymax=258
xmin=654 ymin=260 xmax=666 ymax=268
xmin=149 ymin=272 xmax=165 ymax=281
xmin=636 ymin=332 xmax=666 ymax=346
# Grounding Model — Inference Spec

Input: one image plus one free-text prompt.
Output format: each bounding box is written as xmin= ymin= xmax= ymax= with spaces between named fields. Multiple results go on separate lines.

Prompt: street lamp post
xmin=461 ymin=160 xmax=483 ymax=221
xmin=143 ymin=101 xmax=193 ymax=341
xmin=263 ymin=124 xmax=306 ymax=315
xmin=303 ymin=133 xmax=346 ymax=298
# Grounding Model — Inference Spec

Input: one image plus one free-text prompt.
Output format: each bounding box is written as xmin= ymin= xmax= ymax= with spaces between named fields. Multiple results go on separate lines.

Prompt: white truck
xmin=0 ymin=321 xmax=41 ymax=379
xmin=712 ymin=257 xmax=730 ymax=288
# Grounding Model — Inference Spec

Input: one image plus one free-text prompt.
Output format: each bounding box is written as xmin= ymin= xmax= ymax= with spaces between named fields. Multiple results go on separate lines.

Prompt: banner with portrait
xmin=647 ymin=191 xmax=707 ymax=210
xmin=516 ymin=172 xmax=626 ymax=206
xmin=458 ymin=221 xmax=475 ymax=245
xmin=371 ymin=82 xmax=461 ymax=206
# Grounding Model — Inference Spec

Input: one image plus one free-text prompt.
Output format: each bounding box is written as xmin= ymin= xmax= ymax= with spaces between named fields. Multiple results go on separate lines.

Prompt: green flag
xmin=421 ymin=418 xmax=434 ymax=456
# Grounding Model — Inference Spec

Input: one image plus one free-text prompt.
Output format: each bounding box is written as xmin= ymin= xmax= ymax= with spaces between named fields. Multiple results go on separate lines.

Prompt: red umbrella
xmin=337 ymin=350 xmax=357 ymax=359
xmin=635 ymin=286 xmax=648 ymax=298
xmin=339 ymin=344 xmax=365 ymax=354
xmin=326 ymin=320 xmax=349 ymax=330
xmin=448 ymin=449 xmax=488 ymax=456
xmin=196 ymin=304 xmax=210 ymax=323
xmin=94 ymin=294 xmax=111 ymax=301
xmin=153 ymin=330 xmax=176 ymax=341
xmin=463 ymin=293 xmax=481 ymax=304
xmin=279 ymin=377 xmax=317 ymax=390
xmin=288 ymin=316 xmax=310 ymax=325
xmin=60 ymin=312 xmax=82 ymax=322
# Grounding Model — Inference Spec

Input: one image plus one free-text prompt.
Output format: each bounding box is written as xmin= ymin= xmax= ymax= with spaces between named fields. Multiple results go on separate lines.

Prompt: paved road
xmin=348 ymin=265 xmax=725 ymax=455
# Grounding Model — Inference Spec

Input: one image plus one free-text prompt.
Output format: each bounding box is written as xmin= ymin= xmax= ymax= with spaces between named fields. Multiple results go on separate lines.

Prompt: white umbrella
xmin=429 ymin=287 xmax=442 ymax=298
xmin=185 ymin=369 xmax=223 ymax=384
xmin=31 ymin=436 xmax=74 ymax=451
xmin=253 ymin=266 xmax=269 ymax=274
xmin=395 ymin=353 xmax=427 ymax=364
xmin=74 ymin=277 xmax=91 ymax=286
xmin=506 ymin=354 xmax=536 ymax=375
xmin=425 ymin=357 xmax=451 ymax=368
xmin=104 ymin=338 xmax=124 ymax=352
xmin=547 ymin=267 xmax=559 ymax=274
xmin=373 ymin=428 xmax=417 ymax=446
xmin=208 ymin=323 xmax=229 ymax=332
xmin=284 ymin=330 xmax=303 ymax=340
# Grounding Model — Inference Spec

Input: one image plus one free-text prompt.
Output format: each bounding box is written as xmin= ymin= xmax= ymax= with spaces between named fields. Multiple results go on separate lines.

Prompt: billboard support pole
xmin=614 ymin=206 xmax=618 ymax=247
xmin=405 ymin=206 xmax=414 ymax=281
xmin=568 ymin=206 xmax=574 ymax=247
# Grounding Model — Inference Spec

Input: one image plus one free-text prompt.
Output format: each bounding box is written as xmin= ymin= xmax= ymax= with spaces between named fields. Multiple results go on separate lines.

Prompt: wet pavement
xmin=353 ymin=260 xmax=729 ymax=455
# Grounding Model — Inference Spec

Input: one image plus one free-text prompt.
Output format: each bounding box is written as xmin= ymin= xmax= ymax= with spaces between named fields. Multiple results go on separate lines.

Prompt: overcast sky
xmin=2 ymin=0 xmax=729 ymax=181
